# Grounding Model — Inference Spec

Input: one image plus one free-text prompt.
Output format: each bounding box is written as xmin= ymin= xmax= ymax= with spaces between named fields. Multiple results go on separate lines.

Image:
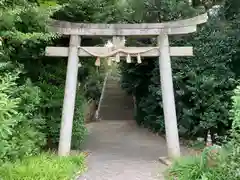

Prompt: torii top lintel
xmin=50 ymin=13 xmax=208 ymax=36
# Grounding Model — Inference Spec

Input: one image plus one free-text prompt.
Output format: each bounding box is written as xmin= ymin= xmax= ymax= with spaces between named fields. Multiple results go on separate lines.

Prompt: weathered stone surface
xmin=50 ymin=13 xmax=208 ymax=36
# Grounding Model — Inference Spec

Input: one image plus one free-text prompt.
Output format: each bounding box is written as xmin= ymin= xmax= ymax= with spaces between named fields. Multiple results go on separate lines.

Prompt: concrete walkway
xmin=77 ymin=71 xmax=187 ymax=180
xmin=78 ymin=120 xmax=168 ymax=180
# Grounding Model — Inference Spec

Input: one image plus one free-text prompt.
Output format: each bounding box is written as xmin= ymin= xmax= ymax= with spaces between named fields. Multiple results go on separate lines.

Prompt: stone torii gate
xmin=45 ymin=13 xmax=208 ymax=158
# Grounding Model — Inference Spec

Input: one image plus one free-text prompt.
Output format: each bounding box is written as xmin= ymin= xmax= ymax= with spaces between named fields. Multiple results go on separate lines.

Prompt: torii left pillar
xmin=58 ymin=35 xmax=81 ymax=156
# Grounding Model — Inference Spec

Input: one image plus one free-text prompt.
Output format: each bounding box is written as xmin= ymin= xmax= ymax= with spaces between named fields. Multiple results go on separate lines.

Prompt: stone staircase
xmin=98 ymin=70 xmax=134 ymax=121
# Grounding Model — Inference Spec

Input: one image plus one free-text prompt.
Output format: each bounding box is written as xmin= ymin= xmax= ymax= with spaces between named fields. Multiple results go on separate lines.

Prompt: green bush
xmin=36 ymin=61 xmax=88 ymax=149
xmin=0 ymin=1 xmax=58 ymax=162
xmin=172 ymin=14 xmax=237 ymax=137
xmin=83 ymin=69 xmax=105 ymax=103
xmin=224 ymin=85 xmax=240 ymax=180
xmin=120 ymin=1 xmax=239 ymax=138
xmin=72 ymin=93 xmax=88 ymax=149
xmin=0 ymin=65 xmax=45 ymax=162
xmin=231 ymin=86 xmax=240 ymax=130
xmin=0 ymin=153 xmax=86 ymax=180
xmin=0 ymin=0 xmax=88 ymax=162
xmin=166 ymin=85 xmax=240 ymax=180
xmin=1 ymin=0 xmax=118 ymax=163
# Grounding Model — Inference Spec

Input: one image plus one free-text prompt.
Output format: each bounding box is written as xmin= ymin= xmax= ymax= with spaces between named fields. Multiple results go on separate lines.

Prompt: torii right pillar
xmin=158 ymin=34 xmax=180 ymax=159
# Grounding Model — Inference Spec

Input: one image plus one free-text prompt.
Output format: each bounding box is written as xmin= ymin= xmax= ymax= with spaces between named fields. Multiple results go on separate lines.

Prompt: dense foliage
xmin=120 ymin=0 xmax=240 ymax=139
xmin=0 ymin=64 xmax=45 ymax=162
xmin=0 ymin=0 xmax=114 ymax=163
xmin=0 ymin=1 xmax=58 ymax=162
xmin=166 ymin=85 xmax=240 ymax=180
xmin=1 ymin=2 xmax=240 ymax=180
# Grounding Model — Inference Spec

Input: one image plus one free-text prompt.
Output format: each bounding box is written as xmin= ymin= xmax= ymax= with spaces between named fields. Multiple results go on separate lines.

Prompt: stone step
xmin=101 ymin=95 xmax=128 ymax=99
xmin=100 ymin=105 xmax=133 ymax=109
xmin=102 ymin=94 xmax=125 ymax=97
xmin=101 ymin=99 xmax=133 ymax=105
xmin=104 ymin=86 xmax=125 ymax=90
xmin=99 ymin=111 xmax=134 ymax=120
xmin=103 ymin=89 xmax=124 ymax=92
xmin=103 ymin=89 xmax=124 ymax=93
xmin=100 ymin=105 xmax=133 ymax=110
xmin=104 ymin=86 xmax=122 ymax=90
xmin=105 ymin=79 xmax=120 ymax=83
xmin=104 ymin=88 xmax=121 ymax=91
xmin=103 ymin=93 xmax=125 ymax=95
xmin=102 ymin=90 xmax=127 ymax=94
xmin=103 ymin=92 xmax=124 ymax=95
xmin=101 ymin=102 xmax=133 ymax=106
xmin=105 ymin=82 xmax=120 ymax=85
xmin=98 ymin=74 xmax=134 ymax=120
xmin=100 ymin=104 xmax=134 ymax=108
xmin=105 ymin=82 xmax=121 ymax=86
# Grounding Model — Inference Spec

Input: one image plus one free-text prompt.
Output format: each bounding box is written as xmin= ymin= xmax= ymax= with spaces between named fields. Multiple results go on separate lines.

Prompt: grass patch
xmin=0 ymin=153 xmax=86 ymax=180
xmin=165 ymin=146 xmax=228 ymax=180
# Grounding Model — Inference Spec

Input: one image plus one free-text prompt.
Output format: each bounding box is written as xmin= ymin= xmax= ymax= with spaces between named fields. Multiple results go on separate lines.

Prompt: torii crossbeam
xmin=45 ymin=13 xmax=208 ymax=159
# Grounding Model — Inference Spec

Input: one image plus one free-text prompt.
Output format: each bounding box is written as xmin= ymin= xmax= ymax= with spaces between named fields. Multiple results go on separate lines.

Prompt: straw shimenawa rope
xmin=78 ymin=46 xmax=158 ymax=58
xmin=79 ymin=46 xmax=158 ymax=65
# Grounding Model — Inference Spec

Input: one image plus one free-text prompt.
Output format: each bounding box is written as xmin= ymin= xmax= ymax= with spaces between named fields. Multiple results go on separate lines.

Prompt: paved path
xmin=78 ymin=120 xmax=170 ymax=180
xmin=77 ymin=71 xmax=188 ymax=180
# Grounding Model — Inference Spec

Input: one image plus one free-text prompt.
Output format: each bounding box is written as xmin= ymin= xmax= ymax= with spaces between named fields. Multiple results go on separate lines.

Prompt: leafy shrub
xmin=0 ymin=153 xmax=86 ymax=180
xmin=231 ymin=85 xmax=240 ymax=131
xmin=120 ymin=1 xmax=239 ymax=138
xmin=72 ymin=91 xmax=88 ymax=149
xmin=166 ymin=85 xmax=240 ymax=180
xmin=172 ymin=14 xmax=237 ymax=137
xmin=0 ymin=1 xmax=59 ymax=162
xmin=36 ymin=61 xmax=88 ymax=149
xmin=0 ymin=0 xmax=88 ymax=162
xmin=0 ymin=65 xmax=45 ymax=162
xmin=223 ymin=85 xmax=240 ymax=180
xmin=83 ymin=70 xmax=104 ymax=103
